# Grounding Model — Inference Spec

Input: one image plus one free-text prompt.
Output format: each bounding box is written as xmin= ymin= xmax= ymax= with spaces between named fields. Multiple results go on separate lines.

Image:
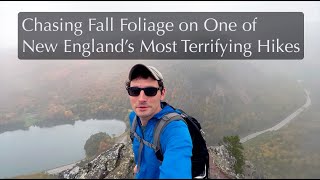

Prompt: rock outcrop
xmin=59 ymin=140 xmax=260 ymax=179
xmin=208 ymin=145 xmax=259 ymax=179
xmin=59 ymin=143 xmax=135 ymax=179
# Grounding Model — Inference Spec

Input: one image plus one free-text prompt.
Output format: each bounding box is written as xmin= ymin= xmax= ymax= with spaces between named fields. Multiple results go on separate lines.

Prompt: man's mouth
xmin=137 ymin=106 xmax=149 ymax=110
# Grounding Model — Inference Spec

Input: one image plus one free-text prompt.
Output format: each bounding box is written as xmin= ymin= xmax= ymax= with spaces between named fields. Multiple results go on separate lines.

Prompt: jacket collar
xmin=153 ymin=101 xmax=175 ymax=120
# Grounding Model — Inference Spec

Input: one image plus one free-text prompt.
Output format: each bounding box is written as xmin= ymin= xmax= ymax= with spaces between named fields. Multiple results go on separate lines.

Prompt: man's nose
xmin=138 ymin=90 xmax=147 ymax=101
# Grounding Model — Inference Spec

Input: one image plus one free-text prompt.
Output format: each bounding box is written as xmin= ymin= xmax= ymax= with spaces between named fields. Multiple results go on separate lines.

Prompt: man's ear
xmin=160 ymin=88 xmax=166 ymax=100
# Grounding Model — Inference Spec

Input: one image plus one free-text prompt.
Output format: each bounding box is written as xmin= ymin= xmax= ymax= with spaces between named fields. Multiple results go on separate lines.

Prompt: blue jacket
xmin=129 ymin=102 xmax=192 ymax=179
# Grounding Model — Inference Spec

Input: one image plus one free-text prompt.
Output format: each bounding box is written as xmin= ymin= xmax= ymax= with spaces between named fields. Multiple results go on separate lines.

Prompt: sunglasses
xmin=127 ymin=87 xmax=162 ymax=97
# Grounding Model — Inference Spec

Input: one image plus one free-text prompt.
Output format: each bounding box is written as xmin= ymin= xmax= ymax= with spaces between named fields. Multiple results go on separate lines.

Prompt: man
xmin=126 ymin=64 xmax=192 ymax=179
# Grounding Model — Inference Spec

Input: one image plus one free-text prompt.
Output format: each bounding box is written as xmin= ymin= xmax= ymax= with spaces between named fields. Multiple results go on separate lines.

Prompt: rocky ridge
xmin=58 ymin=138 xmax=260 ymax=179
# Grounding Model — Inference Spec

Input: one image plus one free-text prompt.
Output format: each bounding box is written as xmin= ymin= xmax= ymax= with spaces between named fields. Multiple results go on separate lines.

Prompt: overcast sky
xmin=0 ymin=1 xmax=319 ymax=50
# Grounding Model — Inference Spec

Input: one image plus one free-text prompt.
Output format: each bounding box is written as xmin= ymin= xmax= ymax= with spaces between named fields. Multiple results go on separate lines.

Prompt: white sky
xmin=0 ymin=1 xmax=319 ymax=49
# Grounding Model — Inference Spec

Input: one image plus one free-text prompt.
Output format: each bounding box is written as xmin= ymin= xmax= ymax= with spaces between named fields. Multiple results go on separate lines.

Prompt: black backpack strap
xmin=153 ymin=112 xmax=186 ymax=161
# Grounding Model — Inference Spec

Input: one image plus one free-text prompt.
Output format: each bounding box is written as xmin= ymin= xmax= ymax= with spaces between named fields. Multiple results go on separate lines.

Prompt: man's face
xmin=129 ymin=77 xmax=165 ymax=121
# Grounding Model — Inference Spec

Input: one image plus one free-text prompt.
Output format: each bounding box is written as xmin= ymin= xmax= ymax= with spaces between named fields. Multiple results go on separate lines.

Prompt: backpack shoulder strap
xmin=130 ymin=115 xmax=157 ymax=172
xmin=130 ymin=115 xmax=157 ymax=149
xmin=153 ymin=112 xmax=186 ymax=161
xmin=129 ymin=115 xmax=138 ymax=142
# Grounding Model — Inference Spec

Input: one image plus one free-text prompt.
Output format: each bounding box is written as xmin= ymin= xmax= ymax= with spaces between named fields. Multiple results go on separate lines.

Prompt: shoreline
xmin=45 ymin=131 xmax=128 ymax=175
xmin=45 ymin=160 xmax=81 ymax=175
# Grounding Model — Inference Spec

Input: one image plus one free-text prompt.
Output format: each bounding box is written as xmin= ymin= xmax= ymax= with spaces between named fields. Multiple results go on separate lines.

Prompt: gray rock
xmin=59 ymin=143 xmax=135 ymax=179
xmin=208 ymin=145 xmax=261 ymax=179
xmin=60 ymin=139 xmax=260 ymax=179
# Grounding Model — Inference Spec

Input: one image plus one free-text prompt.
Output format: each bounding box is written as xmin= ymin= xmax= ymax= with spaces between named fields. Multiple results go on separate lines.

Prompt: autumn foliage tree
xmin=84 ymin=132 xmax=114 ymax=158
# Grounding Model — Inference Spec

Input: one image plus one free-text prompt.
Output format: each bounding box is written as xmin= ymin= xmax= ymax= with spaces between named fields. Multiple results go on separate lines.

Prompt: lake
xmin=0 ymin=119 xmax=126 ymax=178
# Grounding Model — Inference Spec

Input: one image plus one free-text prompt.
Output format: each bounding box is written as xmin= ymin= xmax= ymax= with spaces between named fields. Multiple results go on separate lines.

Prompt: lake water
xmin=0 ymin=119 xmax=126 ymax=178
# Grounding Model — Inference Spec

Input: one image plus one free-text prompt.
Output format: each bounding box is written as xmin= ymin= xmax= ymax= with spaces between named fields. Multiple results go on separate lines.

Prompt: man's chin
xmin=136 ymin=111 xmax=151 ymax=119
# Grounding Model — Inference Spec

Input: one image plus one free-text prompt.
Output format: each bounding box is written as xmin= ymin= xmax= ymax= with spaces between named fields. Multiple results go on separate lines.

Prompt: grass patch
xmin=11 ymin=172 xmax=58 ymax=179
xmin=24 ymin=113 xmax=41 ymax=128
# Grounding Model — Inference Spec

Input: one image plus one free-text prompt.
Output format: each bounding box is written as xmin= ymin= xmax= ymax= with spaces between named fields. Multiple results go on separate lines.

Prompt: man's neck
xmin=140 ymin=118 xmax=149 ymax=126
xmin=139 ymin=107 xmax=163 ymax=126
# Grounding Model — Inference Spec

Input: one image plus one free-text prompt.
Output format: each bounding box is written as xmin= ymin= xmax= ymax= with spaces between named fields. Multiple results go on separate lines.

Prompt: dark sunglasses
xmin=127 ymin=87 xmax=162 ymax=97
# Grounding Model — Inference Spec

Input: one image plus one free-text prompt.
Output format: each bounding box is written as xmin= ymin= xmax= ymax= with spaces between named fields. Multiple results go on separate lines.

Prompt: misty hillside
xmin=0 ymin=52 xmax=305 ymax=145
xmin=237 ymin=22 xmax=320 ymax=178
xmin=159 ymin=60 xmax=305 ymax=144
xmin=243 ymin=76 xmax=320 ymax=178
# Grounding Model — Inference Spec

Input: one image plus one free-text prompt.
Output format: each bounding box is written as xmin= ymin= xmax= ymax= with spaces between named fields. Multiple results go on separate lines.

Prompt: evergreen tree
xmin=222 ymin=135 xmax=245 ymax=174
